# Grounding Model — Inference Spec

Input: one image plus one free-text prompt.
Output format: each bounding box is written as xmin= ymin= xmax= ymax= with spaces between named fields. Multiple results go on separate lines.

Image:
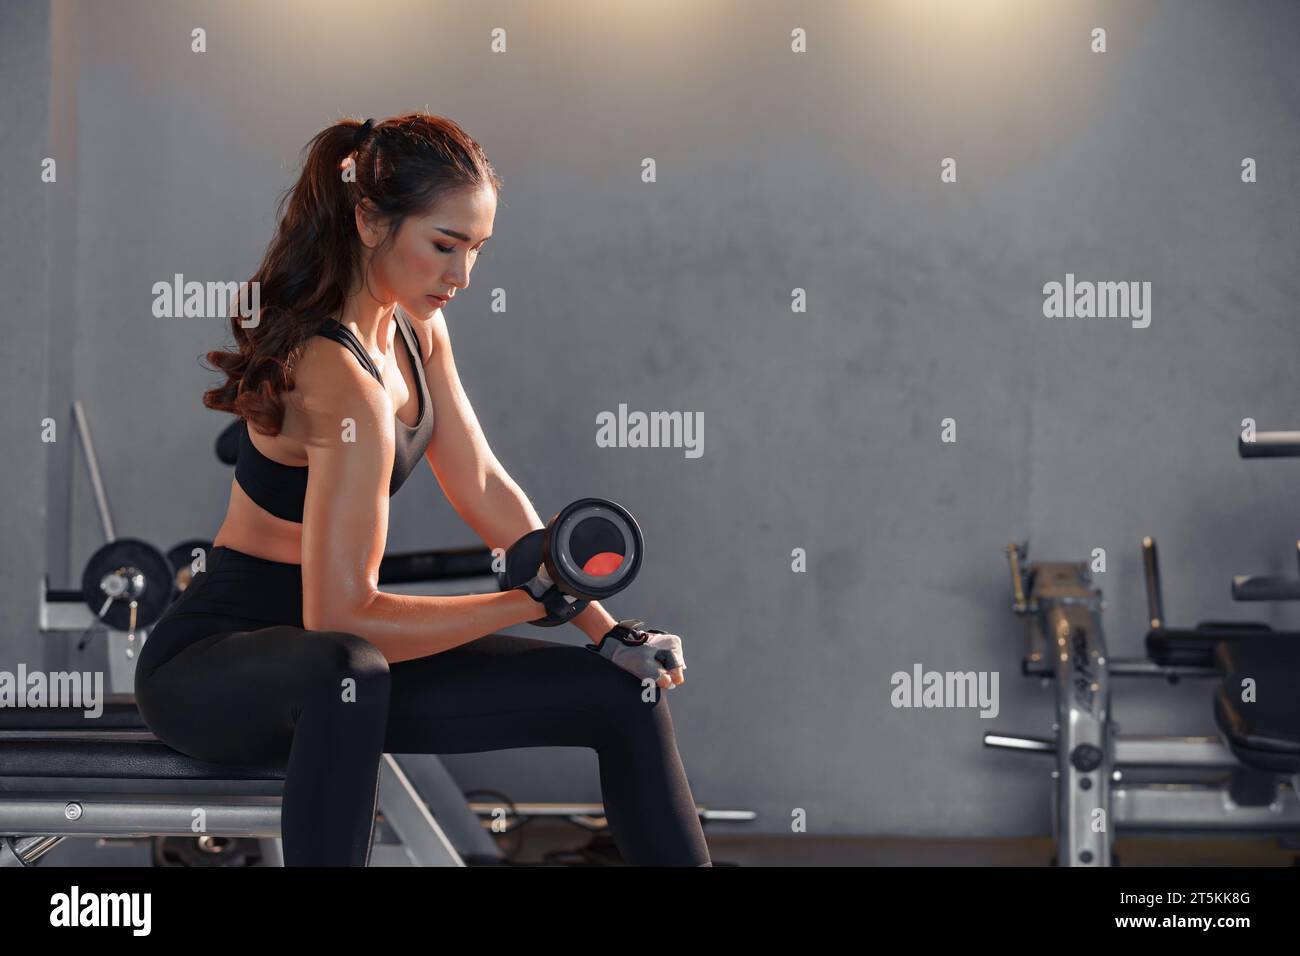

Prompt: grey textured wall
xmin=2 ymin=0 xmax=1298 ymax=838
xmin=0 ymin=0 xmax=52 ymax=692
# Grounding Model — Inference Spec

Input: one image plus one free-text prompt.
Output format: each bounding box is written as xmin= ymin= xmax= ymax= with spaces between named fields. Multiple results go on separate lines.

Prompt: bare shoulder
xmin=290 ymin=333 xmax=393 ymax=444
xmin=411 ymin=307 xmax=449 ymax=362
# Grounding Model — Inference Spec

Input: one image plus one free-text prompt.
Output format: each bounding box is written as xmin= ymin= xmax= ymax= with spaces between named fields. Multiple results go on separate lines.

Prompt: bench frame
xmin=0 ymin=742 xmax=483 ymax=867
xmin=11 ymin=563 xmax=508 ymax=868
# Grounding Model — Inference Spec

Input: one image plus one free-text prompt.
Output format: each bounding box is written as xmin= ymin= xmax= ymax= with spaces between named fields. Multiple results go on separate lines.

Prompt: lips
xmin=427 ymin=294 xmax=449 ymax=306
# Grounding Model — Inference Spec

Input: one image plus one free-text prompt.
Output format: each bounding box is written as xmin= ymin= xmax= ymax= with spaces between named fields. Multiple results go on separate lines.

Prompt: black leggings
xmin=133 ymin=546 xmax=711 ymax=866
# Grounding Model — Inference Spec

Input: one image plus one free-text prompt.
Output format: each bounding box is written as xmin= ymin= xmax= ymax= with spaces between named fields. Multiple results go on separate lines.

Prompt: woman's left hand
xmin=588 ymin=622 xmax=687 ymax=690
xmin=650 ymin=628 xmax=686 ymax=689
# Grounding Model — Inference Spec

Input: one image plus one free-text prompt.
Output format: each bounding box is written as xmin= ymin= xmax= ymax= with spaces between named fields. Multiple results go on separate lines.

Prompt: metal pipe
xmin=982 ymin=733 xmax=1056 ymax=755
xmin=71 ymin=400 xmax=115 ymax=542
xmin=0 ymin=835 xmax=65 ymax=867
xmin=1141 ymin=536 xmax=1163 ymax=630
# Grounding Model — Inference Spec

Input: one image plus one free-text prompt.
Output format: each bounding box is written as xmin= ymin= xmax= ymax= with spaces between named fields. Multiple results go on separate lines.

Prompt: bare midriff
xmin=211 ymin=477 xmax=306 ymax=565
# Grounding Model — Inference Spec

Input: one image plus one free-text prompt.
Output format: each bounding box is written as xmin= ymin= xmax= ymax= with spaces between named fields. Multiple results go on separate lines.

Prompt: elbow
xmin=302 ymin=584 xmax=379 ymax=635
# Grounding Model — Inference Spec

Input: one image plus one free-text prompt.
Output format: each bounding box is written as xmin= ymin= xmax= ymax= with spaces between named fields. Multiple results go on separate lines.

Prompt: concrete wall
xmin=2 ymin=0 xmax=1297 ymax=837
xmin=0 ymin=0 xmax=53 ymax=694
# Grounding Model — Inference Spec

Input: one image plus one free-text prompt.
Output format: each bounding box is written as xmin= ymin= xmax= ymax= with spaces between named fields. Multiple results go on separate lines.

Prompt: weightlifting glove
xmin=586 ymin=619 xmax=685 ymax=688
xmin=516 ymin=563 xmax=588 ymax=626
xmin=516 ymin=562 xmax=558 ymax=601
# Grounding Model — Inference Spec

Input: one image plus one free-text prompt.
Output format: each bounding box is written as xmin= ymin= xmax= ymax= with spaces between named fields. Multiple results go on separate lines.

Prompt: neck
xmin=338 ymin=295 xmax=398 ymax=357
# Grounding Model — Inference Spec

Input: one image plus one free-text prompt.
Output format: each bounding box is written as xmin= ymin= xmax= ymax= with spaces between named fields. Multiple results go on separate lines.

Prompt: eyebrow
xmin=435 ymin=227 xmax=491 ymax=243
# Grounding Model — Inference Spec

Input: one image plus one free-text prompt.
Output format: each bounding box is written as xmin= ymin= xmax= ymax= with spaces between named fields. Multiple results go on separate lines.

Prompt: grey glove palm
xmin=588 ymin=621 xmax=685 ymax=687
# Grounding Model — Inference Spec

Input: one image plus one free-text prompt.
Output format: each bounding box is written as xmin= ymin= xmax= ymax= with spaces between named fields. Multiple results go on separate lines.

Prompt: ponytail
xmin=203 ymin=113 xmax=501 ymax=434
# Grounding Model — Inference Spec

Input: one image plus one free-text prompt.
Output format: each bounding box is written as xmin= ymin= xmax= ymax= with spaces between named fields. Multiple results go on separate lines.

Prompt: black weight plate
xmin=152 ymin=835 xmax=264 ymax=867
xmin=497 ymin=529 xmax=546 ymax=592
xmin=497 ymin=528 xmax=589 ymax=626
xmin=81 ymin=538 xmax=175 ymax=631
xmin=167 ymin=539 xmax=213 ymax=594
xmin=544 ymin=498 xmax=643 ymax=601
xmin=215 ymin=419 xmax=241 ymax=465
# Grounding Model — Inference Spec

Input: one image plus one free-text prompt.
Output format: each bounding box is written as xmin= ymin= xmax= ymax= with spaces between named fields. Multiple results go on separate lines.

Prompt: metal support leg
xmin=1032 ymin=564 xmax=1113 ymax=867
xmin=1 ymin=835 xmax=65 ymax=867
xmin=374 ymin=754 xmax=465 ymax=867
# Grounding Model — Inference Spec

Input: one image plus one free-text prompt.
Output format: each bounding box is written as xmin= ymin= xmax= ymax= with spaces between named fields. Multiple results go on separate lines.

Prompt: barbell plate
xmin=166 ymin=539 xmax=213 ymax=595
xmin=81 ymin=538 xmax=175 ymax=631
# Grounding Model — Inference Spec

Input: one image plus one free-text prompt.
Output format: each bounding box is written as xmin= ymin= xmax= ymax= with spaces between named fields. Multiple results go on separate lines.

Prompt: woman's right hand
xmin=517 ymin=563 xmax=575 ymax=606
xmin=513 ymin=563 xmax=589 ymax=625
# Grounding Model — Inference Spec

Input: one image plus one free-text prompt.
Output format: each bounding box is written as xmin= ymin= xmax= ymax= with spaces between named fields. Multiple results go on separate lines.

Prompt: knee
xmin=311 ymin=631 xmax=391 ymax=701
xmin=585 ymin=660 xmax=674 ymax=738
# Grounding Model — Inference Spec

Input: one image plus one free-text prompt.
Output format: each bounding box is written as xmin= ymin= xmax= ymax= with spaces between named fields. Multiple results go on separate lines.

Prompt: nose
xmin=444 ymin=256 xmax=474 ymax=292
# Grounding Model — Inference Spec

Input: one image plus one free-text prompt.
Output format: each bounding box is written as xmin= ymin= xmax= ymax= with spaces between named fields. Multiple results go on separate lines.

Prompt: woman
xmin=134 ymin=113 xmax=711 ymax=867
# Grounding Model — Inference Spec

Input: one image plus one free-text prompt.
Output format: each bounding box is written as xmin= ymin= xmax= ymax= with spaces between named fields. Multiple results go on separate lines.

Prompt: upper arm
xmin=296 ymin=340 xmax=396 ymax=631
xmin=422 ymin=309 xmax=502 ymax=518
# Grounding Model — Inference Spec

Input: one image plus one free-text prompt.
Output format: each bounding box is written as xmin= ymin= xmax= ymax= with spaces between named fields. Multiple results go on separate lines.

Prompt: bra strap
xmin=315 ymin=320 xmax=382 ymax=383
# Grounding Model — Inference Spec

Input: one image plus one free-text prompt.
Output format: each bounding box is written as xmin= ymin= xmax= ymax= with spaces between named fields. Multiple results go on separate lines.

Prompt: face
xmin=364 ymin=184 xmax=497 ymax=318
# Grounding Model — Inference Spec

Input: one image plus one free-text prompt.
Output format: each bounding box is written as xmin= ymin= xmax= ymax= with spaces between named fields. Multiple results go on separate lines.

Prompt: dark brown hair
xmin=203 ymin=113 xmax=502 ymax=433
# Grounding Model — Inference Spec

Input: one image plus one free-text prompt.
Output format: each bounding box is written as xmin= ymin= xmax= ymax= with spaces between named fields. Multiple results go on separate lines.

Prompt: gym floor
xmin=29 ymin=827 xmax=1300 ymax=867
xmin=499 ymin=826 xmax=1300 ymax=866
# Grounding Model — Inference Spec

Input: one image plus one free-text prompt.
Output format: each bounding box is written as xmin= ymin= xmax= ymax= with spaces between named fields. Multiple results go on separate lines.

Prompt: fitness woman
xmin=133 ymin=114 xmax=712 ymax=867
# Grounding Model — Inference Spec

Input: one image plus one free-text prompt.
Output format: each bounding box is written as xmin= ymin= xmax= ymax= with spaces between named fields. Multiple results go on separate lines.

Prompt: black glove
xmin=515 ymin=562 xmax=589 ymax=626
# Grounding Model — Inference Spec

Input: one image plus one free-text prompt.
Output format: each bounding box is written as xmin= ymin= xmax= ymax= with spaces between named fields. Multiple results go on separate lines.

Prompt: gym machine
xmin=984 ymin=430 xmax=1300 ymax=865
xmin=1231 ymin=429 xmax=1300 ymax=602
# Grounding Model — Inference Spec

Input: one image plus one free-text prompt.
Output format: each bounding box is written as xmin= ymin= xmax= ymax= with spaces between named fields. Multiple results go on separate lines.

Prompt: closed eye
xmin=434 ymin=242 xmax=486 ymax=258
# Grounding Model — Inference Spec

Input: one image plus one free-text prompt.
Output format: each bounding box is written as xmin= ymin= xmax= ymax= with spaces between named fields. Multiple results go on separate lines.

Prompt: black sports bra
xmin=233 ymin=308 xmax=435 ymax=523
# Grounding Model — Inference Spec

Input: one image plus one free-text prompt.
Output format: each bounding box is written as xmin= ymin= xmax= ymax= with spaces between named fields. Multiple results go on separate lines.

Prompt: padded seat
xmin=1212 ymin=638 xmax=1300 ymax=774
xmin=1144 ymin=621 xmax=1275 ymax=668
xmin=0 ymin=704 xmax=284 ymax=781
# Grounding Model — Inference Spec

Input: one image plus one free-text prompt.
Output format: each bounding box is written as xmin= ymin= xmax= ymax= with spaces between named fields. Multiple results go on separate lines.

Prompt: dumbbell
xmin=498 ymin=498 xmax=643 ymax=626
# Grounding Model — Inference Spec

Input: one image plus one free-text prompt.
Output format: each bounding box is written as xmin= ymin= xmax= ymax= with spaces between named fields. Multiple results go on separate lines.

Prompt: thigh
xmin=136 ymin=622 xmax=380 ymax=766
xmin=384 ymin=632 xmax=635 ymax=755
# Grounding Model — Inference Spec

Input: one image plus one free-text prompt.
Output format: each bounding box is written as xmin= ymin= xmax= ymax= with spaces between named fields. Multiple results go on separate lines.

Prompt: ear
xmin=353 ymin=198 xmax=387 ymax=249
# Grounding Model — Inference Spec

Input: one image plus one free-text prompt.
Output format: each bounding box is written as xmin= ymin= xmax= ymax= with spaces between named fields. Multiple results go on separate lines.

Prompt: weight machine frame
xmin=984 ymin=544 xmax=1300 ymax=867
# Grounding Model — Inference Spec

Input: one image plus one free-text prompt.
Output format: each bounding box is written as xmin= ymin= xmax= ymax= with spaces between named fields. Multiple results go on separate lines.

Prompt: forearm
xmin=460 ymin=470 xmax=617 ymax=642
xmin=459 ymin=468 xmax=546 ymax=553
xmin=572 ymin=601 xmax=617 ymax=642
xmin=311 ymin=589 xmax=541 ymax=664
